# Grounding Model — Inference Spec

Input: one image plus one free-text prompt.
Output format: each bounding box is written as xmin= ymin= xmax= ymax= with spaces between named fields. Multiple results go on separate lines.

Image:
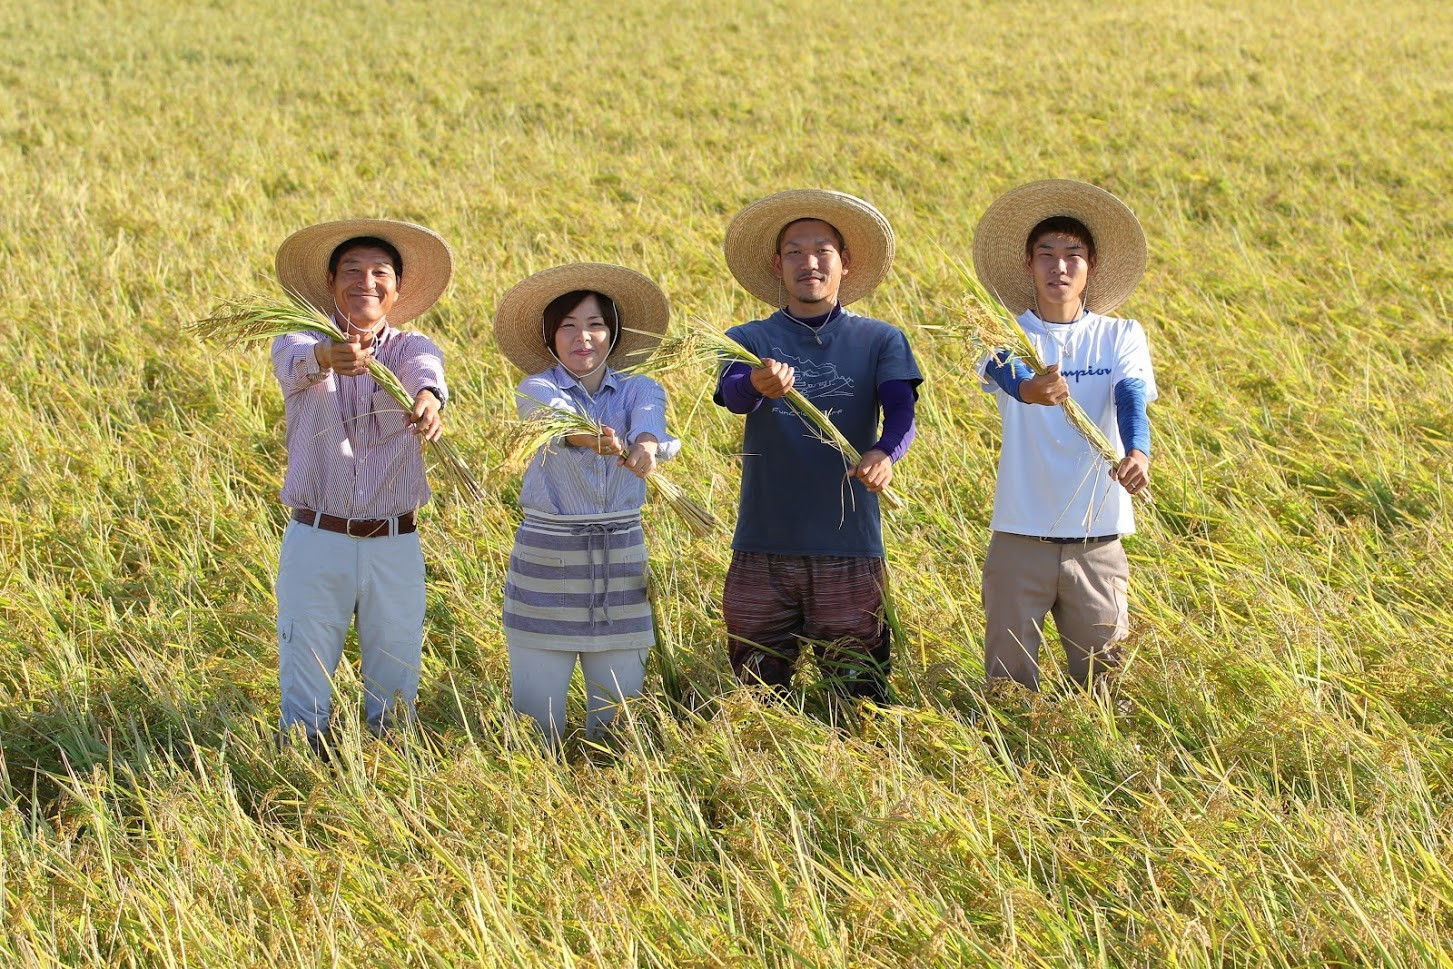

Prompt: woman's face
xmin=552 ymin=293 xmax=613 ymax=375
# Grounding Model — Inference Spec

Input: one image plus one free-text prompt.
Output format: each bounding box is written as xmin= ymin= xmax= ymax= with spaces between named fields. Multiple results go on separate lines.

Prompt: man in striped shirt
xmin=269 ymin=219 xmax=453 ymax=754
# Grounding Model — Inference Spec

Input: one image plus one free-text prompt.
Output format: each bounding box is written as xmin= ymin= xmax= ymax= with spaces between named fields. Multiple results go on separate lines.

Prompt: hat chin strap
xmin=333 ymin=302 xmax=387 ymax=339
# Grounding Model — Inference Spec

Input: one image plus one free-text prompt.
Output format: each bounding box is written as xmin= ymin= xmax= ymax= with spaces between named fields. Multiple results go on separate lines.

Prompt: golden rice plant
xmin=504 ymin=401 xmax=721 ymax=538
xmin=954 ymin=267 xmax=1150 ymax=502
xmin=189 ymin=294 xmax=486 ymax=501
xmin=625 ymin=323 xmax=907 ymax=511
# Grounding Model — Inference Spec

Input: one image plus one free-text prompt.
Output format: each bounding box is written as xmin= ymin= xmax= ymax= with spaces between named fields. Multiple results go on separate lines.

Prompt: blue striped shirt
xmin=515 ymin=365 xmax=681 ymax=517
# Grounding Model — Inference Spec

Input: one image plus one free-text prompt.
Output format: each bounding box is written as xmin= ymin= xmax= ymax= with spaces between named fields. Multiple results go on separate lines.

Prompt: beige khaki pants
xmin=981 ymin=531 xmax=1129 ymax=691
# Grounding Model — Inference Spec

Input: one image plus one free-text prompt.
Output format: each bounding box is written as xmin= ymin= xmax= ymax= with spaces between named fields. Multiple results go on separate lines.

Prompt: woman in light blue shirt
xmin=492 ymin=263 xmax=678 ymax=748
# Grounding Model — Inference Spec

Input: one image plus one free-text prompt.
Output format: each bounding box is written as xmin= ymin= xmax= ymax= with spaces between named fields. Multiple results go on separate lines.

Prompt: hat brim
xmin=971 ymin=180 xmax=1146 ymax=315
xmin=493 ymin=263 xmax=670 ymax=375
xmin=275 ymin=219 xmax=453 ymax=326
xmin=723 ymin=189 xmax=895 ymax=306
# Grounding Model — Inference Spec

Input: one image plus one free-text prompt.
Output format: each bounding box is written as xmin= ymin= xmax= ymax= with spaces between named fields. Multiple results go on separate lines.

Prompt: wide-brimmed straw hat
xmin=723 ymin=189 xmax=895 ymax=306
xmin=972 ymin=179 xmax=1146 ymax=314
xmin=275 ymin=219 xmax=454 ymax=325
xmin=493 ymin=263 xmax=670 ymax=375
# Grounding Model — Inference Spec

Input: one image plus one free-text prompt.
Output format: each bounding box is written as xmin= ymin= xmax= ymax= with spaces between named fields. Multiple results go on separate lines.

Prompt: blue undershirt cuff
xmin=983 ymin=351 xmax=1036 ymax=402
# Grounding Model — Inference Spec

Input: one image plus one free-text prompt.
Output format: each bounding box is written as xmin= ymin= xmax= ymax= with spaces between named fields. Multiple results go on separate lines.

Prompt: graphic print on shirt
xmin=765 ymin=346 xmax=854 ymax=414
xmin=1060 ymin=364 xmax=1112 ymax=383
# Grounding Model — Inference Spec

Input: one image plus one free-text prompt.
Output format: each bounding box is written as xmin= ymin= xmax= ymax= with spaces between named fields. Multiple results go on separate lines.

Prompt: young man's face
xmin=772 ymin=219 xmax=851 ymax=309
xmin=327 ymin=245 xmax=401 ymax=330
xmin=1026 ymin=231 xmax=1093 ymax=310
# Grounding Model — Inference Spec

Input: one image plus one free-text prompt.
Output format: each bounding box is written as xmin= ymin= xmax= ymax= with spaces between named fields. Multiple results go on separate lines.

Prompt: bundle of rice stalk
xmin=624 ymin=323 xmax=906 ymax=511
xmin=954 ymin=266 xmax=1149 ymax=502
xmin=505 ymin=402 xmax=721 ymax=538
xmin=190 ymin=294 xmax=486 ymax=502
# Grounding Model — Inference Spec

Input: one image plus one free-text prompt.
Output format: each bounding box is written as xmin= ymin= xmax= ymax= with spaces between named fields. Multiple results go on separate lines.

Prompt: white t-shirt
xmin=978 ymin=310 xmax=1157 ymax=538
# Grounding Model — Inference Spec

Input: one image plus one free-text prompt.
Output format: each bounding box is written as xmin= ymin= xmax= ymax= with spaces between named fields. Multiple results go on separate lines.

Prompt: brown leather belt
xmin=292 ymin=508 xmax=416 ymax=538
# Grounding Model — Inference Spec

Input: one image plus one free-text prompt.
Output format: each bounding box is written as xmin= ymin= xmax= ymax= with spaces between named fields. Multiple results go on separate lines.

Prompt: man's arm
xmin=850 ymin=379 xmax=918 ymax=493
xmin=1110 ymin=377 xmax=1151 ymax=493
xmin=715 ymin=359 xmax=796 ymax=413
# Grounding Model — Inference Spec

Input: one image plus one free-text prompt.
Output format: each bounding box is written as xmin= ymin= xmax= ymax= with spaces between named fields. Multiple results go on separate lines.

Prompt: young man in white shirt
xmin=972 ymin=180 xmax=1155 ymax=691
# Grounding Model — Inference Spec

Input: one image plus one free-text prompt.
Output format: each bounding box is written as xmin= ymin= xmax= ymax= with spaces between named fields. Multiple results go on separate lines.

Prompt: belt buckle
xmin=349 ymin=515 xmax=395 ymax=538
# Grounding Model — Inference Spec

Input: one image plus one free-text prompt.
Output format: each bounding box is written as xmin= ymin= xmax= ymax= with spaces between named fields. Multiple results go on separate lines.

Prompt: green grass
xmin=3 ymin=0 xmax=1452 ymax=965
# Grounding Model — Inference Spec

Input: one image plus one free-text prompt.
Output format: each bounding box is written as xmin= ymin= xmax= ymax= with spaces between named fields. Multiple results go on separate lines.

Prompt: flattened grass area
xmin=2 ymin=0 xmax=1451 ymax=965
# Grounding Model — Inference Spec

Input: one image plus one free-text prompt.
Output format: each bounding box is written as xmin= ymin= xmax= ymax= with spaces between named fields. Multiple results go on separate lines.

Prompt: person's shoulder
xmin=1089 ymin=311 xmax=1142 ymax=328
xmin=1091 ymin=313 xmax=1150 ymax=341
xmin=726 ymin=314 xmax=779 ymax=336
xmin=725 ymin=315 xmax=783 ymax=350
xmin=518 ymin=369 xmax=565 ymax=394
xmin=616 ymin=370 xmax=666 ymax=394
xmin=390 ymin=327 xmax=443 ymax=350
xmin=840 ymin=311 xmax=912 ymax=344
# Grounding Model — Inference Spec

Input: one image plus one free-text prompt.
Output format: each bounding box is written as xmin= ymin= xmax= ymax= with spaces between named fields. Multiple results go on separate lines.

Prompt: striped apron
xmin=503 ymin=509 xmax=655 ymax=652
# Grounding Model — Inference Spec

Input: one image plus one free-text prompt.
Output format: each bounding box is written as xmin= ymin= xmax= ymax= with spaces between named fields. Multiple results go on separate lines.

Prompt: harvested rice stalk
xmin=190 ymin=293 xmax=486 ymax=502
xmin=505 ymin=401 xmax=721 ymax=538
xmin=625 ymin=323 xmax=907 ymax=511
xmin=955 ymin=266 xmax=1149 ymax=502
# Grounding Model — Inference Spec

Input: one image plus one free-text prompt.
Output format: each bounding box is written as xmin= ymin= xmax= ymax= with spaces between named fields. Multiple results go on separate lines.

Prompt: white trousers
xmin=276 ymin=520 xmax=426 ymax=737
xmin=508 ymin=644 xmax=648 ymax=747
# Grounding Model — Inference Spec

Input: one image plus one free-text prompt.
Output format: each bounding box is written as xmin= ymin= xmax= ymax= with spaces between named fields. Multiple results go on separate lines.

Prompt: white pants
xmin=276 ymin=520 xmax=426 ymax=737
xmin=508 ymin=644 xmax=648 ymax=746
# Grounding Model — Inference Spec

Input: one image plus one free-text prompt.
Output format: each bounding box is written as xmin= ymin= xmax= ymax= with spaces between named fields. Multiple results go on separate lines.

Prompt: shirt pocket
xmin=371 ymin=388 xmax=408 ymax=440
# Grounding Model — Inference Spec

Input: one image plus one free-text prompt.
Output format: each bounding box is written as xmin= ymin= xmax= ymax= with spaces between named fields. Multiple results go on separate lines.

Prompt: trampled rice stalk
xmin=954 ymin=267 xmax=1150 ymax=502
xmin=190 ymin=294 xmax=486 ymax=501
xmin=625 ymin=323 xmax=906 ymax=511
xmin=504 ymin=401 xmax=721 ymax=538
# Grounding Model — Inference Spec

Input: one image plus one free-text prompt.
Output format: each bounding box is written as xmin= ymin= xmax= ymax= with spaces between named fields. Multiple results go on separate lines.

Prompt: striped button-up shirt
xmin=516 ymin=365 xmax=680 ymax=517
xmin=271 ymin=323 xmax=446 ymax=519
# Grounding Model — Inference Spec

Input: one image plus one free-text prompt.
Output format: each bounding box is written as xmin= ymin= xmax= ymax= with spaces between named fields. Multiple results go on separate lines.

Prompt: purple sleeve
xmin=872 ymin=379 xmax=917 ymax=462
xmin=714 ymin=361 xmax=765 ymax=414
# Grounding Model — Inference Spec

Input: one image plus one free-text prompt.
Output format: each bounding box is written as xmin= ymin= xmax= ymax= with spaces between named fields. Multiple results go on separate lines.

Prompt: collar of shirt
xmin=548 ymin=362 xmax=622 ymax=397
xmin=784 ymin=302 xmax=843 ymax=328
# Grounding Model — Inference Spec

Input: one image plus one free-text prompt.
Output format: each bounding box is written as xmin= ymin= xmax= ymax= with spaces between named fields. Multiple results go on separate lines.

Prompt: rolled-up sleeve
xmin=395 ymin=334 xmax=446 ymax=401
xmin=627 ymin=376 xmax=679 ymax=460
xmin=271 ymin=333 xmax=329 ymax=397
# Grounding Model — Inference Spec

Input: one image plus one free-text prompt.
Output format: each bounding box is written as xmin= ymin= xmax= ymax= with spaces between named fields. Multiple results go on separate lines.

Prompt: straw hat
xmin=493 ymin=263 xmax=670 ymax=375
xmin=723 ymin=189 xmax=895 ymax=306
xmin=972 ymin=179 xmax=1146 ymax=315
xmin=275 ymin=219 xmax=454 ymax=325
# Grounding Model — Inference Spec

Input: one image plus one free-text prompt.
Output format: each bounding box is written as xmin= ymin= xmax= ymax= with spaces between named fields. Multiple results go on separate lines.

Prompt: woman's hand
xmin=619 ymin=438 xmax=658 ymax=479
xmin=564 ymin=425 xmax=624 ymax=455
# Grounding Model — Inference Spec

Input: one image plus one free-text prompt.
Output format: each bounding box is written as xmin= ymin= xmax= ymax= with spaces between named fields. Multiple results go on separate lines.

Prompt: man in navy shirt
xmin=715 ymin=190 xmax=923 ymax=704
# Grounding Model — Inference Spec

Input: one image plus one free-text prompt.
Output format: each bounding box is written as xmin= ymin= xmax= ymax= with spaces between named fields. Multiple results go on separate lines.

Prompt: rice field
xmin=2 ymin=0 xmax=1452 ymax=965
